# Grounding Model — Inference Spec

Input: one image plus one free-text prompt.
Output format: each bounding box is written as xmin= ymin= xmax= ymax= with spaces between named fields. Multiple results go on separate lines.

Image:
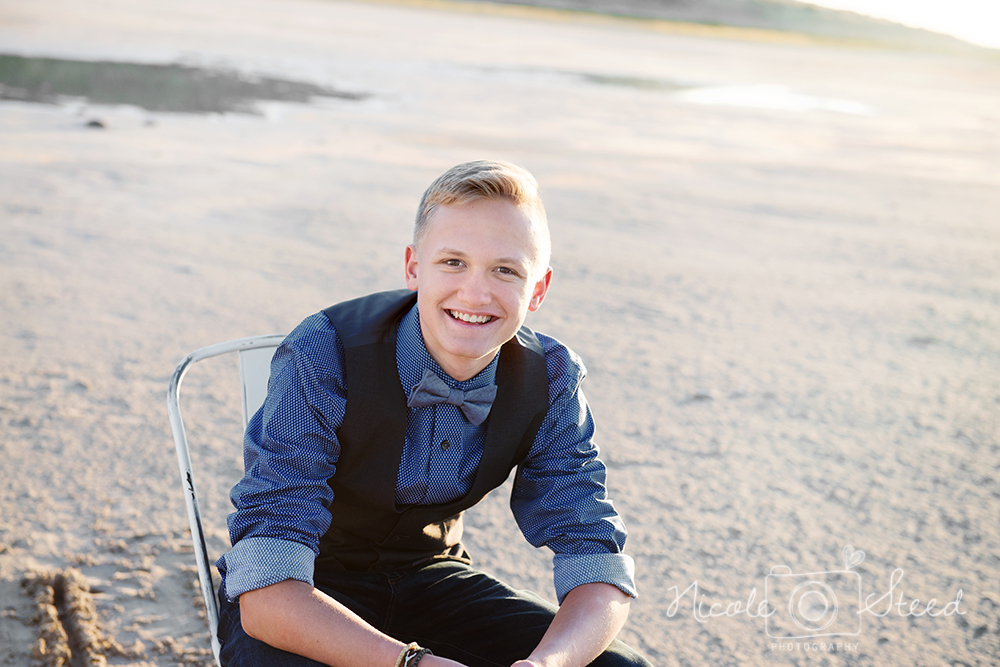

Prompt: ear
xmin=527 ymin=266 xmax=553 ymax=312
xmin=404 ymin=244 xmax=419 ymax=292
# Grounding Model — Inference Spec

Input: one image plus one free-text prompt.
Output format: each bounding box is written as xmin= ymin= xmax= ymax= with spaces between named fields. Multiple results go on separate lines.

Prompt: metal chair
xmin=166 ymin=334 xmax=285 ymax=665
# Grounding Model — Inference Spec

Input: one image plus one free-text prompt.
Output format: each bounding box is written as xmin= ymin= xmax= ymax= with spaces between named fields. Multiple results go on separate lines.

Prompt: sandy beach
xmin=1 ymin=0 xmax=998 ymax=665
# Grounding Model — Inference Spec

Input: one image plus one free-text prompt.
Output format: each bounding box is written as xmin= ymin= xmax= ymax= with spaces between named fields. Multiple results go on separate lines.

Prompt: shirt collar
xmin=397 ymin=303 xmax=499 ymax=398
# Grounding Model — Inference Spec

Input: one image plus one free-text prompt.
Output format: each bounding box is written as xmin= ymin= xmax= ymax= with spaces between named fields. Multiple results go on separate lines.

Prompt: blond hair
xmin=414 ymin=160 xmax=551 ymax=272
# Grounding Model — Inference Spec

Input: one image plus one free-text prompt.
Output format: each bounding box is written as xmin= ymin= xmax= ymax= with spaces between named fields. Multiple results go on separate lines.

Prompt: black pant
xmin=218 ymin=561 xmax=653 ymax=667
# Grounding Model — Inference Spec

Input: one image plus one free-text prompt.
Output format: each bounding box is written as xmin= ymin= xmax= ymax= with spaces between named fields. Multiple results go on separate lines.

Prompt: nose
xmin=456 ymin=270 xmax=491 ymax=307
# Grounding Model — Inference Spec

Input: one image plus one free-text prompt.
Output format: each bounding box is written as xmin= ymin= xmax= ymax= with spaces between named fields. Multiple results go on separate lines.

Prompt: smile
xmin=448 ymin=310 xmax=494 ymax=324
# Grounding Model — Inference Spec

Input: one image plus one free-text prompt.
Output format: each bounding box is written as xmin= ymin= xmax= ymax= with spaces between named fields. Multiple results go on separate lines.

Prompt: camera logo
xmin=765 ymin=546 xmax=865 ymax=639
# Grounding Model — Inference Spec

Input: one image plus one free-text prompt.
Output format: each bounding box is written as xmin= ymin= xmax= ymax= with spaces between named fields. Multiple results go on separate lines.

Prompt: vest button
xmin=440 ymin=440 xmax=450 ymax=451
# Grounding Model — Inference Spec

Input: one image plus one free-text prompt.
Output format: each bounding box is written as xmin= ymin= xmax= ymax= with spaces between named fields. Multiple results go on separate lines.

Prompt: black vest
xmin=315 ymin=290 xmax=549 ymax=573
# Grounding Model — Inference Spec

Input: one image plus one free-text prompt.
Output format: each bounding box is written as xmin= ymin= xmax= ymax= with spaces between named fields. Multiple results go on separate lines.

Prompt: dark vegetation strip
xmin=469 ymin=0 xmax=994 ymax=55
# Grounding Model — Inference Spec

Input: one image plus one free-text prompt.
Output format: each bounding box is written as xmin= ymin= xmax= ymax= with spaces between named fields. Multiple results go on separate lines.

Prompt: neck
xmin=434 ymin=351 xmax=498 ymax=382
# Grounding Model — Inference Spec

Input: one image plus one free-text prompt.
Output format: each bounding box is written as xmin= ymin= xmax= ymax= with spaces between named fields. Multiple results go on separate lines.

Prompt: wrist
xmin=395 ymin=642 xmax=433 ymax=667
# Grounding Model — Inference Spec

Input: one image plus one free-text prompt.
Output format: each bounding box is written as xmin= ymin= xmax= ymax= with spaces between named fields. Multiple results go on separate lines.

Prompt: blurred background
xmin=1 ymin=0 xmax=998 ymax=665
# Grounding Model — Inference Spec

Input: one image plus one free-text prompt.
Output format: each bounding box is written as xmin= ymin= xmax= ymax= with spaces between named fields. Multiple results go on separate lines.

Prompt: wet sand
xmin=1 ymin=0 xmax=998 ymax=665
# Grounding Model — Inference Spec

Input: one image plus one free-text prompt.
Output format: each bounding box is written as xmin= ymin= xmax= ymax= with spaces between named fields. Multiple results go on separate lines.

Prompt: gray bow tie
xmin=406 ymin=369 xmax=498 ymax=426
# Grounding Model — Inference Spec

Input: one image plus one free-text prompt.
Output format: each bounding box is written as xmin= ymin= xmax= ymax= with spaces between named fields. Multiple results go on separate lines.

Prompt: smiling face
xmin=404 ymin=198 xmax=553 ymax=381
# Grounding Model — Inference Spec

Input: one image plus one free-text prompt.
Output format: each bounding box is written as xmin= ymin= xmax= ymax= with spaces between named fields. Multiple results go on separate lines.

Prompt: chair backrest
xmin=166 ymin=334 xmax=285 ymax=665
xmin=238 ymin=345 xmax=279 ymax=428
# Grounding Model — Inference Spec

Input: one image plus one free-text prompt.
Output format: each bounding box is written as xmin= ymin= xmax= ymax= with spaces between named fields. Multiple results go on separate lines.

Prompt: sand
xmin=1 ymin=0 xmax=998 ymax=665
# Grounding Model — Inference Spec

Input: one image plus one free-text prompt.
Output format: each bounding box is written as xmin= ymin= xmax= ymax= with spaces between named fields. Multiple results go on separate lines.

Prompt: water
xmin=0 ymin=54 xmax=367 ymax=114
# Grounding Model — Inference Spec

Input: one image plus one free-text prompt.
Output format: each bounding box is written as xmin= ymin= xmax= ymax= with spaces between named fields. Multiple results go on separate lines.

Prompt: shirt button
xmin=440 ymin=440 xmax=450 ymax=451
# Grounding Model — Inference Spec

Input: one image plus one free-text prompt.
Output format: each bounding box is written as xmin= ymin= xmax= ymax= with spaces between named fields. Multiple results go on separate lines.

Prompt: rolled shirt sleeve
xmin=510 ymin=334 xmax=637 ymax=604
xmin=219 ymin=537 xmax=317 ymax=600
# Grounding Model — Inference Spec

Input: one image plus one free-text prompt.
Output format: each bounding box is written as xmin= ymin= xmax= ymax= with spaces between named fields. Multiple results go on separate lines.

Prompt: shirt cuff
xmin=552 ymin=553 xmax=637 ymax=604
xmin=218 ymin=537 xmax=316 ymax=601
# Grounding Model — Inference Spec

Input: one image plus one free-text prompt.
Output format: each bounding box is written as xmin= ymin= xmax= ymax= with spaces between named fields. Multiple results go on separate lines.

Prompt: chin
xmin=443 ymin=342 xmax=498 ymax=364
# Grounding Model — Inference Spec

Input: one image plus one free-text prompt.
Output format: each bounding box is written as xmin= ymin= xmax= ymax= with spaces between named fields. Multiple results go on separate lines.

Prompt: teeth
xmin=450 ymin=310 xmax=493 ymax=324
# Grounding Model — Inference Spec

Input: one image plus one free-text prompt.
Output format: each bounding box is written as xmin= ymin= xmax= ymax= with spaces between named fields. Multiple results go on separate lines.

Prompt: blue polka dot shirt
xmin=218 ymin=303 xmax=636 ymax=604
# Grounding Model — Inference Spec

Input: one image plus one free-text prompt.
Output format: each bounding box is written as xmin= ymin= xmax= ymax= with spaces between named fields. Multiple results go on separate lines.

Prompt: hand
xmin=511 ymin=660 xmax=542 ymax=667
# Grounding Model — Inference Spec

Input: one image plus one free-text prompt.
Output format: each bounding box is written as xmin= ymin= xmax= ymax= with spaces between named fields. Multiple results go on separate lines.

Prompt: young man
xmin=216 ymin=161 xmax=651 ymax=667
